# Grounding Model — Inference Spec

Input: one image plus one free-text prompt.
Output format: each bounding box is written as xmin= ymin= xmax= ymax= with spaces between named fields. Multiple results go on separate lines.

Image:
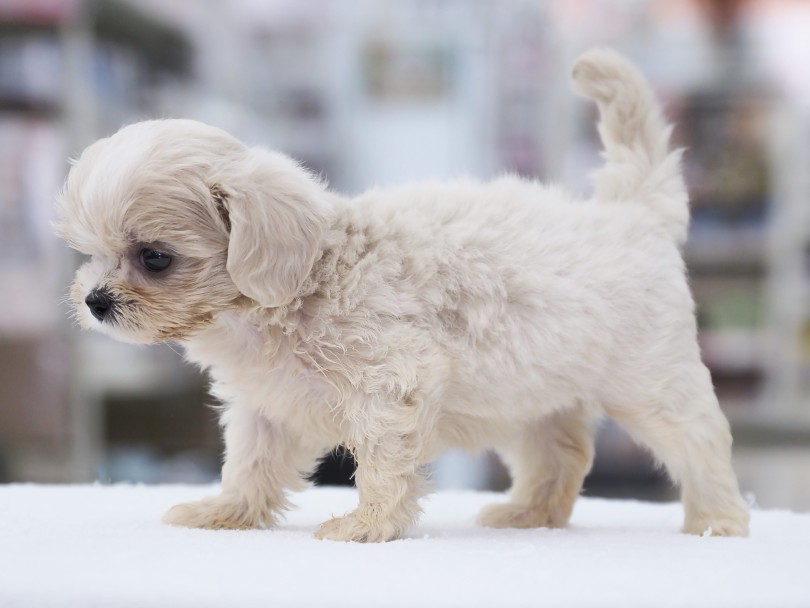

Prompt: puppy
xmin=56 ymin=49 xmax=750 ymax=541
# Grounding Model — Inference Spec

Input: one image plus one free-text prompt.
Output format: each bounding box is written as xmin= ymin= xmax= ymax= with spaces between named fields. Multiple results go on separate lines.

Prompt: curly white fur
xmin=56 ymin=49 xmax=749 ymax=541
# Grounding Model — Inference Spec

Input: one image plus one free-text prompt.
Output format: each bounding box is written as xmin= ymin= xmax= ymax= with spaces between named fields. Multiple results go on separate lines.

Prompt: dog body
xmin=188 ymin=177 xmax=688 ymax=455
xmin=58 ymin=50 xmax=750 ymax=541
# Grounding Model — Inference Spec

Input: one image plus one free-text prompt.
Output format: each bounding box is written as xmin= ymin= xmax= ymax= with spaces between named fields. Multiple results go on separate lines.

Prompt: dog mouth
xmin=76 ymin=280 xmax=223 ymax=344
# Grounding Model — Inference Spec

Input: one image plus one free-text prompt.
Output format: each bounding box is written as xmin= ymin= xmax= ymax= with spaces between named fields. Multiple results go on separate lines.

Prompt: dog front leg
xmin=163 ymin=403 xmax=322 ymax=530
xmin=315 ymin=401 xmax=428 ymax=542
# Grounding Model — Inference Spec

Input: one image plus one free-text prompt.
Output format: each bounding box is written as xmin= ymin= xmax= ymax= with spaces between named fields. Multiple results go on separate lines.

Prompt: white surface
xmin=0 ymin=485 xmax=808 ymax=608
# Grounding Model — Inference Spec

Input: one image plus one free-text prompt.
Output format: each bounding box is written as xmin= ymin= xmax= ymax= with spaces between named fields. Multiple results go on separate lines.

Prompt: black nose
xmin=85 ymin=289 xmax=113 ymax=322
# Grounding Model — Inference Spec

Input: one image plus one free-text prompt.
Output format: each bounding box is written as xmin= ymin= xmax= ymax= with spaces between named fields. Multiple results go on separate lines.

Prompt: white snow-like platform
xmin=0 ymin=485 xmax=807 ymax=607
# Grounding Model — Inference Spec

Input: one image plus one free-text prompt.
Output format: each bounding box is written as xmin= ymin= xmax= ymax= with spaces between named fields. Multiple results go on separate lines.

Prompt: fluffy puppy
xmin=57 ymin=49 xmax=750 ymax=541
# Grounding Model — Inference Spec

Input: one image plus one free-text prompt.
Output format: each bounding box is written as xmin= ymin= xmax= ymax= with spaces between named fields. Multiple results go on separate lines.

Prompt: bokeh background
xmin=1 ymin=0 xmax=808 ymax=511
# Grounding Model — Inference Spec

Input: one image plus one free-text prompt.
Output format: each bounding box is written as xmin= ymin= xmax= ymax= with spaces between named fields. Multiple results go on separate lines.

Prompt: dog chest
xmin=184 ymin=313 xmax=341 ymax=440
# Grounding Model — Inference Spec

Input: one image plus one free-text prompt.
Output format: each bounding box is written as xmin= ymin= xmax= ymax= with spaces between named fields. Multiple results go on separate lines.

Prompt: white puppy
xmin=57 ymin=49 xmax=750 ymax=541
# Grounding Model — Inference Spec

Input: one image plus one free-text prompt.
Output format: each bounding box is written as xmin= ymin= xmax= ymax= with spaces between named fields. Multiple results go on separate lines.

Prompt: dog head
xmin=56 ymin=119 xmax=329 ymax=344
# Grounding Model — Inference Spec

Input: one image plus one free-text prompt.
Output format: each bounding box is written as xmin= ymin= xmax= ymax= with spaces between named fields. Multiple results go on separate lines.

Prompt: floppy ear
xmin=216 ymin=148 xmax=329 ymax=308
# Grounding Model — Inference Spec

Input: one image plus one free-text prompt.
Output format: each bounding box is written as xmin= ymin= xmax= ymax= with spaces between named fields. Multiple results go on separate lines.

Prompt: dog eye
xmin=139 ymin=248 xmax=172 ymax=272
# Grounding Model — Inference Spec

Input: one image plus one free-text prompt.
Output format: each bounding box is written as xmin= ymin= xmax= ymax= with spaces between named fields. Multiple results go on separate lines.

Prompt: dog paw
xmin=314 ymin=512 xmax=402 ymax=543
xmin=683 ymin=496 xmax=750 ymax=537
xmin=683 ymin=514 xmax=750 ymax=537
xmin=478 ymin=502 xmax=569 ymax=529
xmin=163 ymin=496 xmax=267 ymax=530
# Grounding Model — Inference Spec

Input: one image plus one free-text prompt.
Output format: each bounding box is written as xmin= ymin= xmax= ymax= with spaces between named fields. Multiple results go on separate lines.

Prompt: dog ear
xmin=215 ymin=149 xmax=329 ymax=308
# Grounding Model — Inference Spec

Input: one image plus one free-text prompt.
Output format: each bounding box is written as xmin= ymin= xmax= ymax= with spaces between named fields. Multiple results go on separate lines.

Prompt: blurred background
xmin=1 ymin=0 xmax=809 ymax=511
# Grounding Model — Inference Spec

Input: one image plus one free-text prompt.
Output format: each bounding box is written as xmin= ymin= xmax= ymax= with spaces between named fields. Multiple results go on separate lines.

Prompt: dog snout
xmin=85 ymin=288 xmax=114 ymax=322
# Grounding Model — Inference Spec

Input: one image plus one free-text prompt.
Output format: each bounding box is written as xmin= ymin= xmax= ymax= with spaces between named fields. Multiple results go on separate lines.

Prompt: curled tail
xmin=572 ymin=48 xmax=689 ymax=244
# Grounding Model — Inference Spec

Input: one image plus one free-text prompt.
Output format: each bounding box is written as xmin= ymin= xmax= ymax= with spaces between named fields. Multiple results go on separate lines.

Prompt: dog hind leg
xmin=479 ymin=406 xmax=597 ymax=529
xmin=606 ymin=362 xmax=750 ymax=537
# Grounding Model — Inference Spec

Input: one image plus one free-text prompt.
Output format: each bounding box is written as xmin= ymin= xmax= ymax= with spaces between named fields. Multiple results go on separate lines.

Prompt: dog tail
xmin=571 ymin=48 xmax=689 ymax=244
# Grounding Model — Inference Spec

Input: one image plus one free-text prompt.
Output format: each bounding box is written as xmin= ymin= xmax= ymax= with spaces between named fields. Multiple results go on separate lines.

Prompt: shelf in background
xmin=731 ymin=413 xmax=810 ymax=447
xmin=685 ymin=224 xmax=767 ymax=275
xmin=699 ymin=329 xmax=769 ymax=375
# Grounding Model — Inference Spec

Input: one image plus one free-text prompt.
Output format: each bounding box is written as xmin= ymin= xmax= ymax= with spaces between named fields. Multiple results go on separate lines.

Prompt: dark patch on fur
xmin=154 ymin=311 xmax=214 ymax=341
xmin=210 ymin=183 xmax=231 ymax=232
xmin=402 ymin=391 xmax=418 ymax=407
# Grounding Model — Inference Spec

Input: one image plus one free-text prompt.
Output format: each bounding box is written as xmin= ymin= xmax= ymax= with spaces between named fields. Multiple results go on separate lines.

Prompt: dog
xmin=56 ymin=49 xmax=750 ymax=541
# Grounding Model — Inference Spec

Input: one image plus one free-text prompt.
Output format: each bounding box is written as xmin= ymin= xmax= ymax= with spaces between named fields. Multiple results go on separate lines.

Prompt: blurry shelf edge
xmin=730 ymin=413 xmax=810 ymax=448
xmin=700 ymin=329 xmax=769 ymax=374
xmin=0 ymin=0 xmax=191 ymax=74
xmin=75 ymin=332 xmax=203 ymax=396
xmin=0 ymin=97 xmax=61 ymax=118
xmin=685 ymin=224 xmax=767 ymax=275
xmin=92 ymin=0 xmax=191 ymax=75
